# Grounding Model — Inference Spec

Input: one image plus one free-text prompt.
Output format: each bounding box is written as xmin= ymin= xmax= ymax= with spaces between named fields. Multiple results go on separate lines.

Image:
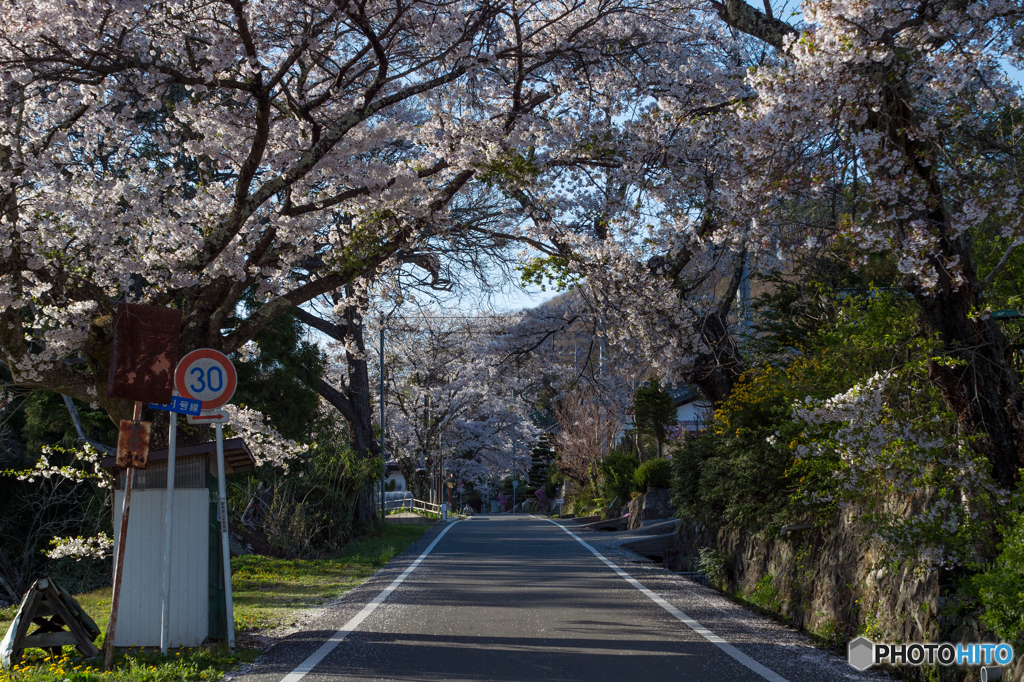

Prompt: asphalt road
xmin=236 ymin=516 xmax=875 ymax=682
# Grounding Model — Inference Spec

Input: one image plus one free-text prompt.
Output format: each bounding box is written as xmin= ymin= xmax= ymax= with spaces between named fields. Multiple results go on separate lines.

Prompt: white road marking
xmin=280 ymin=521 xmax=461 ymax=682
xmin=540 ymin=517 xmax=790 ymax=682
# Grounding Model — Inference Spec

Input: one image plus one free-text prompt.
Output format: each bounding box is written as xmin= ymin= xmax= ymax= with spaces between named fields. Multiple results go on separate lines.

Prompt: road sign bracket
xmin=187 ymin=410 xmax=229 ymax=425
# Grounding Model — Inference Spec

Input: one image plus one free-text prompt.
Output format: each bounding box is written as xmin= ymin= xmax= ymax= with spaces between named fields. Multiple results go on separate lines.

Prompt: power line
xmin=379 ymin=314 xmax=518 ymax=320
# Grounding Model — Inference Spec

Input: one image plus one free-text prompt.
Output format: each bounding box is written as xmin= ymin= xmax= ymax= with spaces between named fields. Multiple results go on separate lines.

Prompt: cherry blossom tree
xmin=492 ymin=0 xmax=1024 ymax=485
xmin=5 ymin=0 xmax=1019 ymax=489
xmin=700 ymin=0 xmax=1024 ymax=486
xmin=554 ymin=387 xmax=623 ymax=487
xmin=0 ymin=0 xmax=659 ymax=423
xmin=379 ymin=310 xmax=536 ymax=502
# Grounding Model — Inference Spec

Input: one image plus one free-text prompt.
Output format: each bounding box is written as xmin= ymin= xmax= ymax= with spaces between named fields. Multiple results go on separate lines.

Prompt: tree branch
xmin=710 ymin=0 xmax=798 ymax=51
xmin=979 ymin=237 xmax=1023 ymax=295
xmin=60 ymin=394 xmax=115 ymax=455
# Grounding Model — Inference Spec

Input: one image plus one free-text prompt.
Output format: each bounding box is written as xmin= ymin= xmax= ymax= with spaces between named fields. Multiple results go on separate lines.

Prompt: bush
xmin=750 ymin=574 xmax=781 ymax=611
xmin=697 ymin=547 xmax=728 ymax=588
xmin=600 ymin=450 xmax=638 ymax=503
xmin=671 ymin=428 xmax=794 ymax=533
xmin=975 ymin=507 xmax=1024 ymax=643
xmin=634 ymin=458 xmax=672 ymax=491
xmin=256 ymin=438 xmax=378 ymax=559
xmin=535 ymin=487 xmax=548 ymax=509
xmin=544 ymin=461 xmax=561 ymax=500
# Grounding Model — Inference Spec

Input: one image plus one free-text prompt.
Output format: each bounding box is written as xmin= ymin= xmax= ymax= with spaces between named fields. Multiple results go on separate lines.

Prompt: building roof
xmin=665 ymin=383 xmax=701 ymax=406
xmin=101 ymin=437 xmax=257 ymax=474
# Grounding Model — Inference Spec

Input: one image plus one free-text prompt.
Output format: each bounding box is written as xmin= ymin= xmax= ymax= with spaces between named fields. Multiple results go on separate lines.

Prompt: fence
xmin=411 ymin=498 xmax=443 ymax=518
xmin=378 ymin=491 xmax=445 ymax=518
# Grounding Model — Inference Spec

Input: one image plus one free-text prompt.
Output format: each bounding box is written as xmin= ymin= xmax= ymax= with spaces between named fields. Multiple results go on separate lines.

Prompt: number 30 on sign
xmin=174 ymin=349 xmax=237 ymax=410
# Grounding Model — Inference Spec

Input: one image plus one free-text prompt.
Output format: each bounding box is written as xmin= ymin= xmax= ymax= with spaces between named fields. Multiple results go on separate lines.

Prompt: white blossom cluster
xmin=14 ymin=444 xmax=111 ymax=490
xmin=477 ymin=0 xmax=1024 ymax=396
xmin=223 ymin=404 xmax=309 ymax=470
xmin=735 ymin=0 xmax=1024 ymax=290
xmin=367 ymin=310 xmax=540 ymax=489
xmin=45 ymin=533 xmax=113 ymax=561
xmin=0 ymin=0 xmax=667 ymax=407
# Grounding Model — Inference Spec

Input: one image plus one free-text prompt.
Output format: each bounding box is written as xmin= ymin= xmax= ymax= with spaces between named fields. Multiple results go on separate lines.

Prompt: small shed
xmin=101 ymin=438 xmax=255 ymax=647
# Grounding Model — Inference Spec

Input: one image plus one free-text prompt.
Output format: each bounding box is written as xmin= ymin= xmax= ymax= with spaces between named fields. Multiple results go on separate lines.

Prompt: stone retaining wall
xmin=626 ymin=487 xmax=675 ymax=530
xmin=668 ymin=507 xmax=1011 ymax=681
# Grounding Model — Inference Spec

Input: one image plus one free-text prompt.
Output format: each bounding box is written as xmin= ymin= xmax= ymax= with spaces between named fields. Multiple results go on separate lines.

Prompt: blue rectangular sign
xmin=149 ymin=396 xmax=203 ymax=415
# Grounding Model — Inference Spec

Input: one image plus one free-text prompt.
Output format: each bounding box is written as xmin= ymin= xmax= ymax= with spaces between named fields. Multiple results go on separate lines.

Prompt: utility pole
xmin=512 ymin=430 xmax=517 ymax=513
xmin=380 ymin=327 xmax=386 ymax=523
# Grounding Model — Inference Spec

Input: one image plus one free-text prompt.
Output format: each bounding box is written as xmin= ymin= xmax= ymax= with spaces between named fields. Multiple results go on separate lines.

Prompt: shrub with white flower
xmin=789 ymin=372 xmax=1007 ymax=568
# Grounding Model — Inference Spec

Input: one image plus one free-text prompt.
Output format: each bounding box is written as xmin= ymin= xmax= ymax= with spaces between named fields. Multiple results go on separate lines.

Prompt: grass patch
xmin=232 ymin=523 xmax=430 ymax=631
xmin=0 ymin=523 xmax=430 ymax=681
xmin=0 ymin=645 xmax=260 ymax=682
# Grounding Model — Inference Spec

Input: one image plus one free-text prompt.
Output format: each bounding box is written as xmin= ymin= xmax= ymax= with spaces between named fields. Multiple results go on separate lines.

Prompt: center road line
xmin=279 ymin=520 xmax=461 ymax=682
xmin=539 ymin=517 xmax=790 ymax=682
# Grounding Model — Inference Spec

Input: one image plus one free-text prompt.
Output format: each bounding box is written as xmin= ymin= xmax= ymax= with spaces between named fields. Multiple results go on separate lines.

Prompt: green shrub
xmin=544 ymin=461 xmax=561 ymax=500
xmin=750 ymin=574 xmax=781 ymax=611
xmin=670 ymin=423 xmax=795 ymax=534
xmin=698 ymin=547 xmax=728 ymax=588
xmin=634 ymin=458 xmax=672 ymax=491
xmin=975 ymin=507 xmax=1024 ymax=643
xmin=600 ymin=450 xmax=638 ymax=502
xmin=260 ymin=437 xmax=379 ymax=559
xmin=671 ymin=432 xmax=718 ymax=521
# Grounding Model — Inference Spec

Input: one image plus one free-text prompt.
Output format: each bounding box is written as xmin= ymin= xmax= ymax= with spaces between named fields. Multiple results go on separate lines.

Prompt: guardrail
xmin=382 ymin=495 xmax=444 ymax=518
xmin=412 ymin=499 xmax=443 ymax=517
xmin=384 ymin=497 xmax=412 ymax=513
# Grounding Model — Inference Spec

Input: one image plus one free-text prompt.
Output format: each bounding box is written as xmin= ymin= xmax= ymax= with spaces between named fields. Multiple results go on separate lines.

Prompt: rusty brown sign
xmin=106 ymin=303 xmax=182 ymax=404
xmin=115 ymin=420 xmax=152 ymax=469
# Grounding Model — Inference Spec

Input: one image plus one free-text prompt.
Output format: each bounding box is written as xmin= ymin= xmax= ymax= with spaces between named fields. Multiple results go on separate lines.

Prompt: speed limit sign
xmin=175 ymin=349 xmax=237 ymax=410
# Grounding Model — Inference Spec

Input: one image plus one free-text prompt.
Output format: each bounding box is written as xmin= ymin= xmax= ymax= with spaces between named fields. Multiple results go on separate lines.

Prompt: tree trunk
xmin=658 ymin=245 xmax=747 ymax=408
xmin=341 ymin=320 xmax=378 ymax=460
xmin=688 ymin=310 xmax=745 ymax=408
xmin=353 ymin=488 xmax=379 ymax=527
xmin=294 ymin=297 xmax=379 ymax=461
xmin=887 ymin=100 xmax=1024 ymax=489
xmin=292 ymin=290 xmax=382 ymax=526
xmin=910 ymin=277 xmax=1024 ymax=488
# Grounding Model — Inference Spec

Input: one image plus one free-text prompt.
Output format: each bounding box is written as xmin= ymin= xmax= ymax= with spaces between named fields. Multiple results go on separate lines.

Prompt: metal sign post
xmin=102 ymin=303 xmax=180 ymax=668
xmin=160 ymin=407 xmax=176 ymax=654
xmin=174 ymin=348 xmax=237 ymax=651
xmin=106 ymin=468 xmax=131 ymax=672
xmin=106 ymin=401 xmax=150 ymax=671
xmin=147 ymin=395 xmax=200 ymax=654
xmin=214 ymin=422 xmax=235 ymax=651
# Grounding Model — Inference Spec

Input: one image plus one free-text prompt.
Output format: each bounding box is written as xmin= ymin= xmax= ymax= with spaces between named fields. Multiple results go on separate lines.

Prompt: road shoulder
xmin=557 ymin=520 xmax=890 ymax=682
